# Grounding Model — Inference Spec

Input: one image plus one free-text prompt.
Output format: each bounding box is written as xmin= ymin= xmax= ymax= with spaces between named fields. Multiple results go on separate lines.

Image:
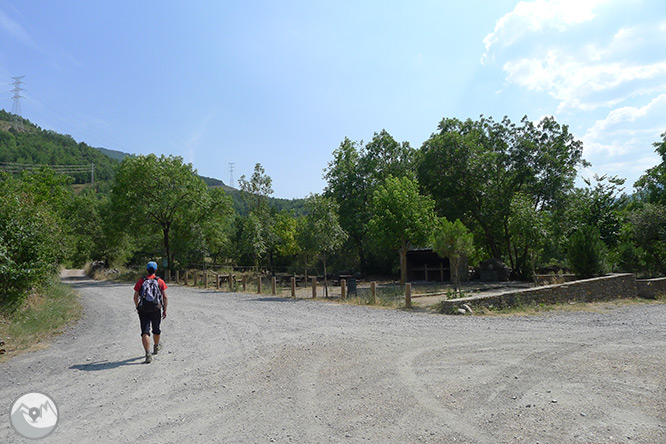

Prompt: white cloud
xmin=503 ymin=53 xmax=666 ymax=111
xmin=482 ymin=0 xmax=666 ymax=186
xmin=482 ymin=0 xmax=608 ymax=63
xmin=582 ymin=94 xmax=666 ymax=155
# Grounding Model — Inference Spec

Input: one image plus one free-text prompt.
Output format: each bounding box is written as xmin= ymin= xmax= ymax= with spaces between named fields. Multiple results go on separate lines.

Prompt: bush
xmin=0 ymin=177 xmax=64 ymax=311
xmin=567 ymin=225 xmax=606 ymax=278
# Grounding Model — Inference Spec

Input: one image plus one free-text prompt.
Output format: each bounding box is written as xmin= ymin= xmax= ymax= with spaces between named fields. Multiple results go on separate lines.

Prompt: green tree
xmin=109 ymin=154 xmax=209 ymax=271
xmin=417 ymin=115 xmax=586 ymax=278
xmin=273 ymin=211 xmax=300 ymax=263
xmin=170 ymin=186 xmax=235 ymax=267
xmin=324 ymin=131 xmax=414 ymax=273
xmin=635 ymin=132 xmax=666 ymax=204
xmin=238 ymin=163 xmax=276 ymax=270
xmin=508 ymin=192 xmax=547 ymax=279
xmin=628 ymin=203 xmax=666 ymax=276
xmin=431 ymin=218 xmax=474 ymax=293
xmin=367 ymin=176 xmax=435 ymax=286
xmin=0 ymin=172 xmax=66 ymax=309
xmin=301 ymin=194 xmax=347 ymax=297
xmin=567 ymin=225 xmax=606 ymax=278
xmin=566 ymin=175 xmax=627 ymax=247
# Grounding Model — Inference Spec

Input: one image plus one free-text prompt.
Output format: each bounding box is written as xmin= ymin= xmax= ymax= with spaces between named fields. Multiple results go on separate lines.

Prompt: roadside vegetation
xmin=0 ymin=277 xmax=81 ymax=362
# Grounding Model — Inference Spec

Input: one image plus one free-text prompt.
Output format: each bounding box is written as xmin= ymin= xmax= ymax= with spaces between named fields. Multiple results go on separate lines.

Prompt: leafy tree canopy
xmin=416 ymin=115 xmax=586 ymax=278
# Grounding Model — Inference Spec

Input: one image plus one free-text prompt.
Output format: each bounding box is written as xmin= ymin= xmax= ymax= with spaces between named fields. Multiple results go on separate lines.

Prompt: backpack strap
xmin=139 ymin=276 xmax=148 ymax=302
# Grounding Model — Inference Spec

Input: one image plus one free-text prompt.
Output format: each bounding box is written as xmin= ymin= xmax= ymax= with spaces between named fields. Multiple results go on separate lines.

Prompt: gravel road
xmin=2 ymin=277 xmax=665 ymax=443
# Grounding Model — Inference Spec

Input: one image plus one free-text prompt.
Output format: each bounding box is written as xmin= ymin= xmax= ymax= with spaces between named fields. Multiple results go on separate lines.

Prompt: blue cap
xmin=147 ymin=261 xmax=157 ymax=272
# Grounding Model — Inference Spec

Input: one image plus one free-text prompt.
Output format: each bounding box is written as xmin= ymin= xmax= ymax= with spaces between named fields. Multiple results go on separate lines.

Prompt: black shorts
xmin=138 ymin=310 xmax=161 ymax=336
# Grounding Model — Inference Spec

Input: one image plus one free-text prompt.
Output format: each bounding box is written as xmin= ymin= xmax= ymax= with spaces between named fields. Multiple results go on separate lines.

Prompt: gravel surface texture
xmin=1 ymin=277 xmax=665 ymax=443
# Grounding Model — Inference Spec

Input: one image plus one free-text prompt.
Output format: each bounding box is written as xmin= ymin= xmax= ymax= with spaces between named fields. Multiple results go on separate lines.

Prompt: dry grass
xmin=0 ymin=280 xmax=82 ymax=363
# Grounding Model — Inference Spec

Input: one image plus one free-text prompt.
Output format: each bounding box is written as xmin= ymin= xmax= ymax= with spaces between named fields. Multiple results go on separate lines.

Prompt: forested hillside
xmin=0 ymin=110 xmax=118 ymax=184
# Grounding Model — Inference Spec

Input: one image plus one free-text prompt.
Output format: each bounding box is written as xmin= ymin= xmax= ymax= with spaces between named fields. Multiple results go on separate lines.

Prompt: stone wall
xmin=636 ymin=277 xmax=666 ymax=299
xmin=440 ymin=273 xmax=638 ymax=313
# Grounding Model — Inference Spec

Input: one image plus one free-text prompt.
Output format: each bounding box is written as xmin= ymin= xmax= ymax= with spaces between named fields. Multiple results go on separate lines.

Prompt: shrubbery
xmin=0 ymin=175 xmax=64 ymax=310
xmin=567 ymin=225 xmax=606 ymax=278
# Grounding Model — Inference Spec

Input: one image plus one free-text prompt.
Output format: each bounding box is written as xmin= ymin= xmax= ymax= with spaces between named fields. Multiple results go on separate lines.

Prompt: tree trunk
xmin=451 ymin=256 xmax=460 ymax=294
xmin=323 ymin=254 xmax=329 ymax=298
xmin=399 ymin=247 xmax=407 ymax=287
xmin=163 ymin=223 xmax=171 ymax=275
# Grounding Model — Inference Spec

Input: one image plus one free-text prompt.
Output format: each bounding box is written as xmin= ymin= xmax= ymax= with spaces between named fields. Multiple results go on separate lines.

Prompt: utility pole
xmin=11 ymin=76 xmax=25 ymax=128
xmin=229 ymin=162 xmax=235 ymax=188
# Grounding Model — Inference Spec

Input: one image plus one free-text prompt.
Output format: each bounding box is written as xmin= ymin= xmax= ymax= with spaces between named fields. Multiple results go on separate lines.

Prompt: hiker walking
xmin=133 ymin=261 xmax=168 ymax=364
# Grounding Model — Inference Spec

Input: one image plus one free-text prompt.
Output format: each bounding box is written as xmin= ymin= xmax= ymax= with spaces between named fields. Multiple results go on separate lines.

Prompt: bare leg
xmin=153 ymin=334 xmax=160 ymax=346
xmin=141 ymin=334 xmax=150 ymax=352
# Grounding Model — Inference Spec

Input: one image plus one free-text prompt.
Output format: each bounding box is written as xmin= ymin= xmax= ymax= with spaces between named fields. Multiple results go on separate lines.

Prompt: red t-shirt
xmin=134 ymin=274 xmax=168 ymax=293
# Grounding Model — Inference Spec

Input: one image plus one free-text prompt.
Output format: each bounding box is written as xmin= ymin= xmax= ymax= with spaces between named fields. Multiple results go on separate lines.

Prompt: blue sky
xmin=1 ymin=0 xmax=665 ymax=198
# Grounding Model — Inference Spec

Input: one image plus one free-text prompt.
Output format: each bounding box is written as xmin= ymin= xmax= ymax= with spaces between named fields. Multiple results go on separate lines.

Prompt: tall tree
xmin=416 ymin=115 xmax=586 ymax=278
xmin=301 ymin=194 xmax=347 ymax=297
xmin=238 ymin=163 xmax=276 ymax=270
xmin=324 ymin=138 xmax=368 ymax=268
xmin=110 ymin=154 xmax=209 ymax=271
xmin=367 ymin=176 xmax=435 ymax=286
xmin=635 ymin=132 xmax=666 ymax=204
xmin=324 ymin=131 xmax=414 ymax=272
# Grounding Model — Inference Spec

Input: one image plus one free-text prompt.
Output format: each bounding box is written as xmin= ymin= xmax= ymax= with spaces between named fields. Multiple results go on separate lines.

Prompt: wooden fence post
xmin=371 ymin=281 xmax=377 ymax=304
xmin=204 ymin=271 xmax=208 ymax=288
xmin=175 ymin=270 xmax=180 ymax=284
xmin=242 ymin=276 xmax=247 ymax=292
xmin=341 ymin=279 xmax=347 ymax=300
xmin=272 ymin=276 xmax=277 ymax=295
xmin=312 ymin=277 xmax=317 ymax=298
xmin=229 ymin=274 xmax=233 ymax=291
xmin=257 ymin=276 xmax=262 ymax=294
xmin=184 ymin=270 xmax=188 ymax=286
xmin=194 ymin=271 xmax=198 ymax=286
xmin=291 ymin=277 xmax=296 ymax=297
xmin=405 ymin=283 xmax=412 ymax=308
xmin=215 ymin=273 xmax=220 ymax=290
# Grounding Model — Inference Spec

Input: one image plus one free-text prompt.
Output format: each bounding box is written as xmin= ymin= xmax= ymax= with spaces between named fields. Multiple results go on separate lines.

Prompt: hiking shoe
xmin=144 ymin=352 xmax=152 ymax=364
xmin=153 ymin=344 xmax=162 ymax=355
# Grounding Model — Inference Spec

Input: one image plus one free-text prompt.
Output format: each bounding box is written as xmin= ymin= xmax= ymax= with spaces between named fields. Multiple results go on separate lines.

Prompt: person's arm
xmin=133 ymin=291 xmax=140 ymax=311
xmin=161 ymin=290 xmax=168 ymax=319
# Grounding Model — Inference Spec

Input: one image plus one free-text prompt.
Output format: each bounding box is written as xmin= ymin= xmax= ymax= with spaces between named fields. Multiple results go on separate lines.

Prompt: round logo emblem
xmin=9 ymin=392 xmax=59 ymax=440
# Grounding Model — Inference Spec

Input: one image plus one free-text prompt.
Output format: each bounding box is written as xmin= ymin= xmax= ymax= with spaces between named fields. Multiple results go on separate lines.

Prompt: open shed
xmin=406 ymin=248 xmax=469 ymax=282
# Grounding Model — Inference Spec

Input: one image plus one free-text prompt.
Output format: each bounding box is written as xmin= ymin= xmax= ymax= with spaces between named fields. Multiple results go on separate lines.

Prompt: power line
xmin=0 ymin=161 xmax=95 ymax=182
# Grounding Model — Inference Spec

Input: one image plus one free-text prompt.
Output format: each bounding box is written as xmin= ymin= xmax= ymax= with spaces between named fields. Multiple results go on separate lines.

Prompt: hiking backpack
xmin=138 ymin=277 xmax=163 ymax=313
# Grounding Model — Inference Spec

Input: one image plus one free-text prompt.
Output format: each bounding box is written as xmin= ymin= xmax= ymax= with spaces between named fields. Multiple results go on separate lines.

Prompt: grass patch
xmin=0 ymin=278 xmax=82 ymax=363
xmin=336 ymin=287 xmax=409 ymax=308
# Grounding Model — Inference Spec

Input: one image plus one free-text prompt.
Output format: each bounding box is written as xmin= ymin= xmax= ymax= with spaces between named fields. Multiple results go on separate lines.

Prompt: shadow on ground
xmin=70 ymin=356 xmax=144 ymax=371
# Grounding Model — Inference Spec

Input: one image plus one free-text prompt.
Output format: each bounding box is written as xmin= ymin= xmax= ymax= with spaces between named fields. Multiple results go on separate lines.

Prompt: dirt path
xmin=2 ymin=278 xmax=665 ymax=443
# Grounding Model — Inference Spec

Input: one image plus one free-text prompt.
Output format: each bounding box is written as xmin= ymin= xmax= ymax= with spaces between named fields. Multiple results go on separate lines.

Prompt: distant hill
xmin=0 ymin=109 xmax=304 ymax=214
xmin=96 ymin=147 xmax=131 ymax=162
